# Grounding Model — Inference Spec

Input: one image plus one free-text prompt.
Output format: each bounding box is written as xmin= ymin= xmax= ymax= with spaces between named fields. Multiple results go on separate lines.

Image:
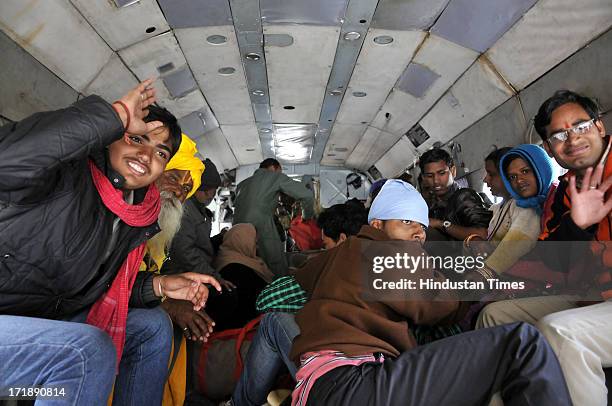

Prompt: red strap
xmin=233 ymin=316 xmax=262 ymax=380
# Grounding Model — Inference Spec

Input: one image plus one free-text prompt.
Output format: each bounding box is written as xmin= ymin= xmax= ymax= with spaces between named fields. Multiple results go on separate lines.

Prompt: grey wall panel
xmin=371 ymin=0 xmax=450 ymax=30
xmin=158 ymin=0 xmax=232 ymax=28
xmin=0 ymin=31 xmax=78 ymax=121
xmin=261 ymin=0 xmax=348 ymax=26
xmin=447 ymin=96 xmax=527 ymax=176
xmin=519 ymin=28 xmax=612 ymax=123
xmin=431 ymin=0 xmax=537 ymax=53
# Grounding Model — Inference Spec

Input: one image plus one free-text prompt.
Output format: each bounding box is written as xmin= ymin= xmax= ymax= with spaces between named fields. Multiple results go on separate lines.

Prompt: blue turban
xmin=368 ymin=180 xmax=429 ymax=227
xmin=500 ymin=144 xmax=554 ymax=215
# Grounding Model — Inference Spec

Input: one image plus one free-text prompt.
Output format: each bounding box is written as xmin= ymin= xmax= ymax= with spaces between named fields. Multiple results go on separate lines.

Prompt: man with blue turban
xmin=287 ymin=179 xmax=571 ymax=406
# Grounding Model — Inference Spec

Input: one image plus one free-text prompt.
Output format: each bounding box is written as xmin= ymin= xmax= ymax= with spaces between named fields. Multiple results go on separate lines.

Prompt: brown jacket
xmin=291 ymin=225 xmax=465 ymax=362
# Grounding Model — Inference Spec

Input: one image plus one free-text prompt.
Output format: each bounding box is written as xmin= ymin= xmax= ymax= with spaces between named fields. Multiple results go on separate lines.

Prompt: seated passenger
xmin=467 ymin=145 xmax=554 ymax=285
xmin=205 ymin=224 xmax=275 ymax=331
xmin=420 ymin=148 xmax=492 ymax=243
xmin=230 ymin=202 xmax=368 ymax=406
xmin=289 ymin=180 xmax=570 ymax=406
xmin=477 ymin=90 xmax=612 ymax=405
xmin=0 ymin=80 xmax=220 ymax=405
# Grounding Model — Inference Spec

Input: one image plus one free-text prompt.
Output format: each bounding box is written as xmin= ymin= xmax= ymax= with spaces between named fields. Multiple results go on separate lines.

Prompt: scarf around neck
xmin=85 ymin=159 xmax=161 ymax=369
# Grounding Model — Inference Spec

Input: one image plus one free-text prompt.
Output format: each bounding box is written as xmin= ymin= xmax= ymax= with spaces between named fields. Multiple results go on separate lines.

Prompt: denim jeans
xmin=0 ymin=315 xmax=116 ymax=405
xmin=0 ymin=306 xmax=172 ymax=406
xmin=66 ymin=306 xmax=173 ymax=406
xmin=232 ymin=312 xmax=300 ymax=406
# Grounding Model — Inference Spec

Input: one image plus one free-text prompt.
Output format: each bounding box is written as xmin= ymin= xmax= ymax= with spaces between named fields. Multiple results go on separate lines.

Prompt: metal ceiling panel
xmin=178 ymin=108 xmax=220 ymax=139
xmin=70 ymin=0 xmax=169 ymax=51
xmin=175 ymin=26 xmax=255 ymax=125
xmin=220 ymin=124 xmax=264 ymax=165
xmin=431 ymin=0 xmax=537 ymax=53
xmin=0 ymin=30 xmax=78 ymax=121
xmin=260 ymin=0 xmax=348 ymax=26
xmin=83 ymin=54 xmax=138 ymax=103
xmin=345 ymin=126 xmax=403 ymax=171
xmin=321 ymin=124 xmax=368 ymax=166
xmin=156 ymin=90 xmax=210 ymax=122
xmin=157 ymin=0 xmax=232 ymax=29
xmin=273 ymin=124 xmax=316 ymax=164
xmin=369 ymin=34 xmax=478 ymax=136
xmin=375 ymin=137 xmax=418 ymax=178
xmin=418 ymin=56 xmax=515 ymax=153
xmin=162 ymin=66 xmax=198 ymax=99
xmin=265 ymin=25 xmax=340 ymax=123
xmin=371 ymin=0 xmax=451 ymax=30
xmin=395 ymin=62 xmax=441 ymax=99
xmin=486 ymin=0 xmax=612 ymax=90
xmin=118 ymin=32 xmax=211 ymax=118
xmin=336 ymin=29 xmax=425 ymax=125
xmin=519 ymin=28 xmax=612 ymax=125
xmin=0 ymin=1 xmax=113 ymax=92
xmin=449 ymin=97 xmax=527 ymax=174
xmin=192 ymin=128 xmax=239 ymax=172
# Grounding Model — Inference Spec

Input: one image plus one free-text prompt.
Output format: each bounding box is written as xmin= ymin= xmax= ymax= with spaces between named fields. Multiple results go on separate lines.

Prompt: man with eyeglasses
xmin=477 ymin=90 xmax=612 ymax=405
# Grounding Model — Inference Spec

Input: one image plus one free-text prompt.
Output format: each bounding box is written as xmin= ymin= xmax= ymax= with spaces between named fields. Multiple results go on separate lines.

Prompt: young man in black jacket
xmin=0 ymin=79 xmax=220 ymax=405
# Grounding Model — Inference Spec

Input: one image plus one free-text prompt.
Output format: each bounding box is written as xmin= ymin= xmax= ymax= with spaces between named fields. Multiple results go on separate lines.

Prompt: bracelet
xmin=476 ymin=266 xmax=497 ymax=281
xmin=112 ymin=100 xmax=131 ymax=131
xmin=464 ymin=233 xmax=483 ymax=249
xmin=157 ymin=275 xmax=167 ymax=301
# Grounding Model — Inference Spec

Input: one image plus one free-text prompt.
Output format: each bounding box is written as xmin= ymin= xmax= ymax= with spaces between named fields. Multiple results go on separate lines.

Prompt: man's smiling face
xmin=108 ymin=126 xmax=172 ymax=190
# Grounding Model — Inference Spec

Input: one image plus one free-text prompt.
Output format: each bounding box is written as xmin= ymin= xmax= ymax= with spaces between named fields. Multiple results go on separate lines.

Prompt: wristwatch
xmin=442 ymin=220 xmax=452 ymax=230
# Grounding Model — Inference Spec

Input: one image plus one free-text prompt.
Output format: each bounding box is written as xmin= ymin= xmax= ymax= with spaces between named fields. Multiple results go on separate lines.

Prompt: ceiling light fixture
xmin=329 ymin=88 xmax=343 ymax=96
xmin=344 ymin=32 xmax=361 ymax=41
xmin=245 ymin=53 xmax=261 ymax=61
xmin=373 ymin=35 xmax=394 ymax=45
xmin=252 ymin=90 xmax=265 ymax=96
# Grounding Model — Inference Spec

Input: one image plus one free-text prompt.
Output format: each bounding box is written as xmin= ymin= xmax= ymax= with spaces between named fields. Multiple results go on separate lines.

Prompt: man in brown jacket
xmin=289 ymin=179 xmax=571 ymax=406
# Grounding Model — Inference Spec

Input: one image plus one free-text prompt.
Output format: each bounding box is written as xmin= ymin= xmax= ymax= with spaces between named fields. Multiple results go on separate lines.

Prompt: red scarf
xmin=85 ymin=160 xmax=161 ymax=369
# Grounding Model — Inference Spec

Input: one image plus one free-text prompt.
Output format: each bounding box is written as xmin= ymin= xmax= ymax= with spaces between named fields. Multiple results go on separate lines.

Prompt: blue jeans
xmin=233 ymin=312 xmax=300 ymax=406
xmin=66 ymin=306 xmax=173 ymax=406
xmin=0 ymin=307 xmax=172 ymax=406
xmin=0 ymin=315 xmax=116 ymax=405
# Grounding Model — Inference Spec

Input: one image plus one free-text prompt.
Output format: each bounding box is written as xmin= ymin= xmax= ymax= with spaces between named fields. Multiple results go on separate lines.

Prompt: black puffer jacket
xmin=445 ymin=188 xmax=492 ymax=228
xmin=0 ymin=96 xmax=160 ymax=318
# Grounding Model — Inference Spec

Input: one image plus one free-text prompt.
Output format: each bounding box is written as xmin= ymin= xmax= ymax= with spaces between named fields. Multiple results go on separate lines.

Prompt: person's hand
xmin=569 ymin=165 xmax=612 ymax=229
xmin=220 ymin=279 xmax=237 ymax=292
xmin=113 ymin=78 xmax=163 ymax=135
xmin=155 ymin=273 xmax=222 ymax=311
xmin=429 ymin=218 xmax=442 ymax=229
xmin=161 ymin=299 xmax=215 ymax=342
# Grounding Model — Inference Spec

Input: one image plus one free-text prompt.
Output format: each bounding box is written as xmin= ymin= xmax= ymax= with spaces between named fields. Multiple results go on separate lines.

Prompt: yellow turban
xmin=165 ymin=134 xmax=205 ymax=199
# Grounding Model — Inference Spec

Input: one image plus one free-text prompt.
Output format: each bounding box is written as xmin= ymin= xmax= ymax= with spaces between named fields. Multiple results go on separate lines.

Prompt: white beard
xmin=149 ymin=191 xmax=184 ymax=252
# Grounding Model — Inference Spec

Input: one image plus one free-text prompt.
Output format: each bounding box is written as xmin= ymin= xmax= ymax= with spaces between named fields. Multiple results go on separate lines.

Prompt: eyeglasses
xmin=547 ymin=119 xmax=595 ymax=146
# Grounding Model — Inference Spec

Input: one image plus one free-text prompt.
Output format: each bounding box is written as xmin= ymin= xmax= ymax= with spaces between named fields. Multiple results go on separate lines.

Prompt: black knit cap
xmin=198 ymin=158 xmax=222 ymax=190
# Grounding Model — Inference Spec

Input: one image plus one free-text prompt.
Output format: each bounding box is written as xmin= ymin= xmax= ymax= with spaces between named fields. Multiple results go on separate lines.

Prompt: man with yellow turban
xmin=140 ymin=134 xmax=214 ymax=406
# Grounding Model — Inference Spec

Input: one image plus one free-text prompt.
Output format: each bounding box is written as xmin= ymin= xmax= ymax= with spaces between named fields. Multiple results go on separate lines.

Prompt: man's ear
xmin=337 ymin=233 xmax=347 ymax=244
xmin=595 ymin=119 xmax=606 ymax=137
xmin=370 ymin=219 xmax=383 ymax=230
xmin=450 ymin=165 xmax=457 ymax=178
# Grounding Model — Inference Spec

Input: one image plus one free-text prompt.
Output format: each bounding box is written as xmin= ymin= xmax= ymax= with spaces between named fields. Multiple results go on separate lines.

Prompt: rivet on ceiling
xmin=252 ymin=89 xmax=265 ymax=96
xmin=352 ymin=91 xmax=367 ymax=97
xmin=283 ymin=105 xmax=295 ymax=110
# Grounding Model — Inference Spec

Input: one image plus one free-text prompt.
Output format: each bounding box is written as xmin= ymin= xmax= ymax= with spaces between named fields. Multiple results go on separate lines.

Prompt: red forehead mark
xmin=563 ymin=122 xmax=571 ymax=129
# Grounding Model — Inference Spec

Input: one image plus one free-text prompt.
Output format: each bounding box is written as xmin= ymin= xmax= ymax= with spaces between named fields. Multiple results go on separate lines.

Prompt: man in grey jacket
xmin=233 ymin=158 xmax=315 ymax=276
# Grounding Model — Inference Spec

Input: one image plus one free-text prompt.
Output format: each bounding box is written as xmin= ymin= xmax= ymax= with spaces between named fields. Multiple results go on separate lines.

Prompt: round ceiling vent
xmin=218 ymin=67 xmax=236 ymax=75
xmin=373 ymin=35 xmax=394 ymax=45
xmin=206 ymin=35 xmax=227 ymax=45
